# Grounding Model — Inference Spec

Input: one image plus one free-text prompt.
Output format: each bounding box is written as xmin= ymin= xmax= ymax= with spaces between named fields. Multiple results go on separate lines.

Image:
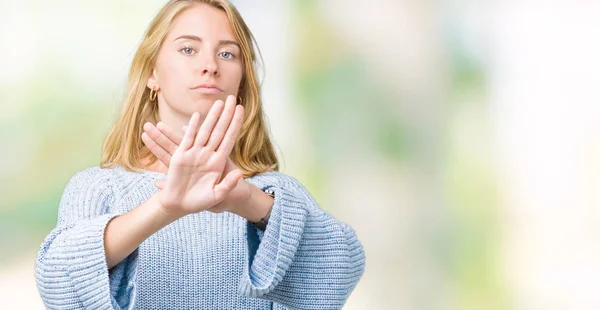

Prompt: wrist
xmin=233 ymin=184 xmax=274 ymax=223
xmin=154 ymin=192 xmax=188 ymax=222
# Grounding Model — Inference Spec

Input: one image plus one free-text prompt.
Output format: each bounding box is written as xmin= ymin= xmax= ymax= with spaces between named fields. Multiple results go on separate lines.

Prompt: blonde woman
xmin=35 ymin=0 xmax=365 ymax=309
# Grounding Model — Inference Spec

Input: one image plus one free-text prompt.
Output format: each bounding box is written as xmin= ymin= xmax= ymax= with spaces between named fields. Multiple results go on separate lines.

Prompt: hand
xmin=142 ymin=96 xmax=253 ymax=214
xmin=154 ymin=96 xmax=246 ymax=216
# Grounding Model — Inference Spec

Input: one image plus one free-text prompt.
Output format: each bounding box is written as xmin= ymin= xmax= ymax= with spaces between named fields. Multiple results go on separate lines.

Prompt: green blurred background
xmin=2 ymin=1 xmax=600 ymax=309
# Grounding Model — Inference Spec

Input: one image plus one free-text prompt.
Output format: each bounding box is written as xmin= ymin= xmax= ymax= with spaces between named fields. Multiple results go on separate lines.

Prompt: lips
xmin=191 ymin=84 xmax=223 ymax=91
xmin=190 ymin=83 xmax=223 ymax=95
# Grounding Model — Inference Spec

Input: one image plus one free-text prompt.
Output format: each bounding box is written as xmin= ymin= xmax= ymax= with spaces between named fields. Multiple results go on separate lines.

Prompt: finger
xmin=156 ymin=121 xmax=183 ymax=146
xmin=213 ymin=169 xmax=243 ymax=201
xmin=182 ymin=125 xmax=188 ymax=133
xmin=216 ymin=104 xmax=244 ymax=155
xmin=194 ymin=100 xmax=225 ymax=147
xmin=206 ymin=95 xmax=236 ymax=150
xmin=142 ymin=132 xmax=172 ymax=167
xmin=155 ymin=179 xmax=166 ymax=190
xmin=181 ymin=112 xmax=200 ymax=150
xmin=144 ymin=122 xmax=179 ymax=156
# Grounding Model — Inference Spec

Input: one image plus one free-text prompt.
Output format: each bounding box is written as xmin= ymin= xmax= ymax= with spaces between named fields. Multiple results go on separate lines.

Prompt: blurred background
xmin=1 ymin=0 xmax=600 ymax=309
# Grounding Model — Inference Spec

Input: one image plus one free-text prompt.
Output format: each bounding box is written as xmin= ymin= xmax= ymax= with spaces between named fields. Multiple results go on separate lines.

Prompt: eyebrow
xmin=174 ymin=35 xmax=240 ymax=48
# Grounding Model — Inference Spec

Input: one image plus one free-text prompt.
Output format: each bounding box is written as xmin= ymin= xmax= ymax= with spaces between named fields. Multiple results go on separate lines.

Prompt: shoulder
xmin=60 ymin=165 xmax=124 ymax=204
xmin=57 ymin=165 xmax=123 ymax=224
xmin=64 ymin=165 xmax=118 ymax=189
xmin=67 ymin=165 xmax=111 ymax=180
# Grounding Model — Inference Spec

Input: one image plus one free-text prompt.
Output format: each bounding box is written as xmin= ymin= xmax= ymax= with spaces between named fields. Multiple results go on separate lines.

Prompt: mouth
xmin=191 ymin=84 xmax=223 ymax=94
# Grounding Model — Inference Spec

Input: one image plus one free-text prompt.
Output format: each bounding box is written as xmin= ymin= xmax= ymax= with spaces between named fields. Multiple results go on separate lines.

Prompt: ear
xmin=147 ymin=68 xmax=158 ymax=89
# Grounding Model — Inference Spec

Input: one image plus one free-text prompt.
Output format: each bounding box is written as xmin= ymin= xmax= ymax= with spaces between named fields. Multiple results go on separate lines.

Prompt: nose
xmin=201 ymin=54 xmax=219 ymax=77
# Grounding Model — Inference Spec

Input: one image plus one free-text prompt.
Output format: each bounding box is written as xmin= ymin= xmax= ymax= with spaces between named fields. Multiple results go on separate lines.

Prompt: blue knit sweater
xmin=35 ymin=165 xmax=365 ymax=309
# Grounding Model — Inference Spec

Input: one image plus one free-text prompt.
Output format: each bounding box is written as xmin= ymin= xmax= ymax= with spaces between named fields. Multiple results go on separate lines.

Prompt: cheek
xmin=156 ymin=58 xmax=191 ymax=94
xmin=223 ymin=64 xmax=244 ymax=92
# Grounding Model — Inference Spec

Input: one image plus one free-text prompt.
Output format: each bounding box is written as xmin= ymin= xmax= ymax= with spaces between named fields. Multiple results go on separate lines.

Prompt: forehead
xmin=167 ymin=4 xmax=236 ymax=40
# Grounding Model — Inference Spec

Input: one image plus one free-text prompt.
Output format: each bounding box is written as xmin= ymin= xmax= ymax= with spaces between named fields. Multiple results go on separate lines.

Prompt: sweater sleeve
xmin=35 ymin=167 xmax=138 ymax=310
xmin=239 ymin=172 xmax=366 ymax=309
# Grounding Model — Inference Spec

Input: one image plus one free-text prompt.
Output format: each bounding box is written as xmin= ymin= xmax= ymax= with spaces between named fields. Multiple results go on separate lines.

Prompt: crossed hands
xmin=142 ymin=95 xmax=253 ymax=217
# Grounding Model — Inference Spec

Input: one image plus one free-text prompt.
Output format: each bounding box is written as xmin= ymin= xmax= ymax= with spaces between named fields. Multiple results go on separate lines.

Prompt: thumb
xmin=214 ymin=169 xmax=243 ymax=201
xmin=155 ymin=179 xmax=166 ymax=190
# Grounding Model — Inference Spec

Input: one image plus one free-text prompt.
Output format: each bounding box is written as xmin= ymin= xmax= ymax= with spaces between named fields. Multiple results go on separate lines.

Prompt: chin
xmin=185 ymin=99 xmax=214 ymax=115
xmin=192 ymin=96 xmax=219 ymax=106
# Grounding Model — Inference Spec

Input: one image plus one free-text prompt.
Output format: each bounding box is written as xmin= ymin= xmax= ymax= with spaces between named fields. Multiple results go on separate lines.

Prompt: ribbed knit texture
xmin=35 ymin=165 xmax=365 ymax=309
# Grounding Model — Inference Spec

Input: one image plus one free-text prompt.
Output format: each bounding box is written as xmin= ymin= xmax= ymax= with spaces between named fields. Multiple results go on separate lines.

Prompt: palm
xmin=162 ymin=150 xmax=226 ymax=213
xmin=142 ymin=99 xmax=251 ymax=214
xmin=155 ymin=97 xmax=245 ymax=216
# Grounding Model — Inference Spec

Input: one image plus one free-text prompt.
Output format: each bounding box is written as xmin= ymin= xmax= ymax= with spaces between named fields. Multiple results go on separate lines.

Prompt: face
xmin=148 ymin=4 xmax=243 ymax=120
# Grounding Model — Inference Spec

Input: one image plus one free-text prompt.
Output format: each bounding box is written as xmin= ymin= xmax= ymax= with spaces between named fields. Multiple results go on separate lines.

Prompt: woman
xmin=35 ymin=0 xmax=365 ymax=309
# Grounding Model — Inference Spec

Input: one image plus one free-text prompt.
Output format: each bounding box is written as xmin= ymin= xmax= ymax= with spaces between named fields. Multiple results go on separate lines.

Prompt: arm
xmin=139 ymin=116 xmax=366 ymax=307
xmin=36 ymin=169 xmax=235 ymax=309
xmin=37 ymin=102 xmax=243 ymax=309
xmin=105 ymin=194 xmax=180 ymax=269
xmin=35 ymin=167 xmax=131 ymax=309
xmin=238 ymin=172 xmax=366 ymax=309
xmin=35 ymin=168 xmax=186 ymax=309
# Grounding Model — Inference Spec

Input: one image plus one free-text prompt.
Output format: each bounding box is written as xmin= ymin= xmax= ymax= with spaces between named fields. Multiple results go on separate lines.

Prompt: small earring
xmin=237 ymin=96 xmax=243 ymax=105
xmin=149 ymin=86 xmax=158 ymax=101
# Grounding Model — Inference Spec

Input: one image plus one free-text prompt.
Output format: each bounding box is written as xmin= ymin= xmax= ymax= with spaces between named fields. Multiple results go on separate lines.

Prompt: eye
xmin=180 ymin=46 xmax=196 ymax=55
xmin=219 ymin=51 xmax=234 ymax=59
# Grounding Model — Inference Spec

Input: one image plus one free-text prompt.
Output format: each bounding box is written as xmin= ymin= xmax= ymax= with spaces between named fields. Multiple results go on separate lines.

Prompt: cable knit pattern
xmin=35 ymin=165 xmax=366 ymax=309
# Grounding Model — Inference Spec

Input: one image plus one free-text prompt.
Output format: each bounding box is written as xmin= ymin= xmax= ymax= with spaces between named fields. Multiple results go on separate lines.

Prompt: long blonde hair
xmin=101 ymin=0 xmax=278 ymax=177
